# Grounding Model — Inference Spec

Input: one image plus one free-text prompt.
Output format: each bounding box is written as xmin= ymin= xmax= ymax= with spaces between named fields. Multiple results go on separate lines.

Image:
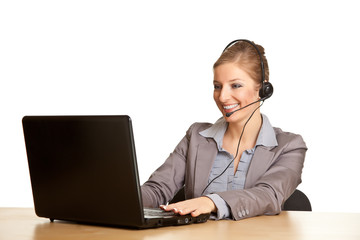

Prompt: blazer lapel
xmin=245 ymin=146 xmax=275 ymax=188
xmin=193 ymin=141 xmax=217 ymax=197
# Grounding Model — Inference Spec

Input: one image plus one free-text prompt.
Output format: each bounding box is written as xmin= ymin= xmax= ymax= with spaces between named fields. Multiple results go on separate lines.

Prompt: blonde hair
xmin=213 ymin=40 xmax=269 ymax=85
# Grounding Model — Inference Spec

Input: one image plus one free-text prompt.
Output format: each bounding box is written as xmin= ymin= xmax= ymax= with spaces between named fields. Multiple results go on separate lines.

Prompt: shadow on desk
xmin=1 ymin=208 xmax=360 ymax=240
xmin=31 ymin=213 xmax=301 ymax=240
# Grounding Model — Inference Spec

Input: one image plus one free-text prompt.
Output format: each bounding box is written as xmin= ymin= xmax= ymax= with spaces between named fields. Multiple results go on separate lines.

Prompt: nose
xmin=218 ymin=87 xmax=230 ymax=103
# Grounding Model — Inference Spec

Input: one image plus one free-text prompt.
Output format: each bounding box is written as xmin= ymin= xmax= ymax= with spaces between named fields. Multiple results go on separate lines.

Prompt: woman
xmin=141 ymin=39 xmax=307 ymax=220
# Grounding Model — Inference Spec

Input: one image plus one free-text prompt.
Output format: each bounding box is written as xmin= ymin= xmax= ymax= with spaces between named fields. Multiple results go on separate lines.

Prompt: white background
xmin=1 ymin=0 xmax=359 ymax=213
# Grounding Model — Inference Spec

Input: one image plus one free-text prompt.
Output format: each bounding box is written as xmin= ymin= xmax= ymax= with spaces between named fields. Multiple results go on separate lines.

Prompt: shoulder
xmin=273 ymin=127 xmax=307 ymax=150
xmin=186 ymin=122 xmax=213 ymax=138
xmin=171 ymin=122 xmax=215 ymax=157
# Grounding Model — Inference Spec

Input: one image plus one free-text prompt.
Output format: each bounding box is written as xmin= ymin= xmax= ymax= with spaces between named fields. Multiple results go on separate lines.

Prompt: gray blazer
xmin=141 ymin=122 xmax=307 ymax=220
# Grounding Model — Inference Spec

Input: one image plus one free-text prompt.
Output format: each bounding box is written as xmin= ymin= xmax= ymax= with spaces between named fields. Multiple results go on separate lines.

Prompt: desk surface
xmin=1 ymin=208 xmax=360 ymax=240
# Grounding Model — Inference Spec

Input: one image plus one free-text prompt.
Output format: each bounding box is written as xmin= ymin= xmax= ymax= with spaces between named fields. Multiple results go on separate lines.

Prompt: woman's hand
xmin=160 ymin=197 xmax=217 ymax=217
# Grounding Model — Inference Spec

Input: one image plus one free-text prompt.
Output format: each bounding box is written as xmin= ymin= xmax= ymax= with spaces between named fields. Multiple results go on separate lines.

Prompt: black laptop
xmin=22 ymin=115 xmax=210 ymax=228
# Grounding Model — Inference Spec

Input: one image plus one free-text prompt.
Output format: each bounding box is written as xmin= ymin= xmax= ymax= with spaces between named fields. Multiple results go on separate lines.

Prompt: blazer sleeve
xmin=140 ymin=124 xmax=193 ymax=208
xmin=217 ymin=132 xmax=307 ymax=220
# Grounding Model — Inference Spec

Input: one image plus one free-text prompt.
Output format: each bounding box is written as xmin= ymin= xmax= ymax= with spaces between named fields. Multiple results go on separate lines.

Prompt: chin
xmin=224 ymin=111 xmax=251 ymax=124
xmin=223 ymin=113 xmax=239 ymax=122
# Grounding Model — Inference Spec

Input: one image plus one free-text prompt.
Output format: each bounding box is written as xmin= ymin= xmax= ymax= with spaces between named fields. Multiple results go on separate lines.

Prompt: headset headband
xmin=222 ymin=39 xmax=265 ymax=84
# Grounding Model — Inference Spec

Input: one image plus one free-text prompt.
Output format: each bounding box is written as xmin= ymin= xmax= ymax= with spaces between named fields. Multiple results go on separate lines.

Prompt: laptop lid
xmin=22 ymin=115 xmax=209 ymax=228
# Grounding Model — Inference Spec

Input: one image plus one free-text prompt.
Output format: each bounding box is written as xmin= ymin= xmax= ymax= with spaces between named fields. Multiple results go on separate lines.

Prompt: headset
xmin=223 ymin=39 xmax=274 ymax=101
xmin=201 ymin=39 xmax=273 ymax=195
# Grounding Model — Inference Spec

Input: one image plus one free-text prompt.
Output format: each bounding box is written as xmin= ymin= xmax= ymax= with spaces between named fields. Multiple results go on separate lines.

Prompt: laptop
xmin=22 ymin=115 xmax=210 ymax=228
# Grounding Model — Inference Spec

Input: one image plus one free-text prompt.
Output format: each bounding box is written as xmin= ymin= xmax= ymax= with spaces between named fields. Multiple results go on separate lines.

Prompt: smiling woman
xmin=213 ymin=63 xmax=261 ymax=123
xmin=141 ymin=39 xmax=307 ymax=221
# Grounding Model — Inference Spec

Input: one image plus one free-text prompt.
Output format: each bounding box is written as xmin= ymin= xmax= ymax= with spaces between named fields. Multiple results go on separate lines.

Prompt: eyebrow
xmin=213 ymin=78 xmax=244 ymax=83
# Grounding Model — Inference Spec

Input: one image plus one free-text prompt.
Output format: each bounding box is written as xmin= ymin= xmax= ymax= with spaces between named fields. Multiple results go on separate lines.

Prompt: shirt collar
xmin=199 ymin=117 xmax=227 ymax=150
xmin=256 ymin=114 xmax=278 ymax=148
xmin=199 ymin=114 xmax=278 ymax=150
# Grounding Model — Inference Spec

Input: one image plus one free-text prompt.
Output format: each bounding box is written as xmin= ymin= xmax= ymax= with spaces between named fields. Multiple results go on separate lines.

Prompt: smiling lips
xmin=223 ymin=103 xmax=239 ymax=112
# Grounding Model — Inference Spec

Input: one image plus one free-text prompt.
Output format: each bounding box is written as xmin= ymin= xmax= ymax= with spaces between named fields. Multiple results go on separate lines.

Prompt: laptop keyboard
xmin=144 ymin=208 xmax=177 ymax=217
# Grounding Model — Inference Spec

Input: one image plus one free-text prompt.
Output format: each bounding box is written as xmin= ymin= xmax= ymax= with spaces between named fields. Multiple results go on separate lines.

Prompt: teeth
xmin=223 ymin=104 xmax=239 ymax=110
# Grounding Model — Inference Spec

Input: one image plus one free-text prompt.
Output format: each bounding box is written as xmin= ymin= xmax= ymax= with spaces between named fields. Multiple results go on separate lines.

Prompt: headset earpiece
xmin=259 ymin=81 xmax=273 ymax=100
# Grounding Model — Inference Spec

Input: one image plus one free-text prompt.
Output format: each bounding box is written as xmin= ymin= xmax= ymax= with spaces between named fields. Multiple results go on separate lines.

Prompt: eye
xmin=232 ymin=83 xmax=242 ymax=89
xmin=214 ymin=84 xmax=222 ymax=90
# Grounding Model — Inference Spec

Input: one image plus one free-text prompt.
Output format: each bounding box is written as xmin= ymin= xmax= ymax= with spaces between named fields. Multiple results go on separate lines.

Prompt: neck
xmin=226 ymin=111 xmax=263 ymax=145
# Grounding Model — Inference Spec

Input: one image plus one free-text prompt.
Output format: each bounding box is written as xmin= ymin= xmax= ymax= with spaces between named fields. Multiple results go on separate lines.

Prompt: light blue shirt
xmin=199 ymin=114 xmax=278 ymax=219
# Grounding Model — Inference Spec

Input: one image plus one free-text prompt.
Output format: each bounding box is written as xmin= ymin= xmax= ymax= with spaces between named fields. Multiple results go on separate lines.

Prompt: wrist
xmin=202 ymin=196 xmax=217 ymax=213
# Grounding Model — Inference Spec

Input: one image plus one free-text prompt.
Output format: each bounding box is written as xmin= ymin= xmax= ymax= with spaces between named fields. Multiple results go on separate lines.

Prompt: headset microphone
xmin=225 ymin=98 xmax=263 ymax=117
xmin=225 ymin=89 xmax=272 ymax=118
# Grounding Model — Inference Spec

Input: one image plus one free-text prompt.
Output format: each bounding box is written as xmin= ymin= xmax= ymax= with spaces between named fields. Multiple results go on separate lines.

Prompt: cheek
xmin=213 ymin=92 xmax=223 ymax=109
xmin=213 ymin=91 xmax=219 ymax=102
xmin=238 ymin=90 xmax=258 ymax=103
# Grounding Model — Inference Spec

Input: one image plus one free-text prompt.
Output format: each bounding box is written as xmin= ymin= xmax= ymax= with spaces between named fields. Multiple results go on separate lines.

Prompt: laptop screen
xmin=23 ymin=115 xmax=145 ymax=227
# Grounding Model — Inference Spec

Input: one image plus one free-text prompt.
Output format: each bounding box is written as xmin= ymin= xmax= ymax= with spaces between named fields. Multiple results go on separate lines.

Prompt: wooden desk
xmin=1 ymin=208 xmax=360 ymax=240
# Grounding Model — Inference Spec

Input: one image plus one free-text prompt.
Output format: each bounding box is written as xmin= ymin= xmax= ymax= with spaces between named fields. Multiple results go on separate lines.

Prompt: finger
xmin=160 ymin=203 xmax=173 ymax=211
xmin=163 ymin=203 xmax=179 ymax=212
xmin=178 ymin=206 xmax=197 ymax=215
xmin=191 ymin=209 xmax=201 ymax=217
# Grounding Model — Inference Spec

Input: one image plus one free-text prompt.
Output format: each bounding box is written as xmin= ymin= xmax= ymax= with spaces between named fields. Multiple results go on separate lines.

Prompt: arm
xmin=218 ymin=134 xmax=307 ymax=220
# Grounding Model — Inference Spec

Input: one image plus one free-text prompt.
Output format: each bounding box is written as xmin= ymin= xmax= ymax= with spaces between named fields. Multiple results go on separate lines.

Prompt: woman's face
xmin=213 ymin=62 xmax=260 ymax=123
